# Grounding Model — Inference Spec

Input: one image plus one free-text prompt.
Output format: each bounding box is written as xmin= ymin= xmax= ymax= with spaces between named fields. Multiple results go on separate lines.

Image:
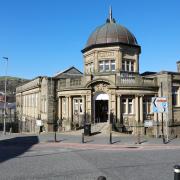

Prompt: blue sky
xmin=0 ymin=0 xmax=180 ymax=79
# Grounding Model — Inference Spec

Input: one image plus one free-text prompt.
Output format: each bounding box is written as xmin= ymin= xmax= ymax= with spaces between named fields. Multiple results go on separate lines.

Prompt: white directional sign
xmin=144 ymin=120 xmax=153 ymax=127
xmin=152 ymin=97 xmax=168 ymax=113
xmin=36 ymin=120 xmax=43 ymax=126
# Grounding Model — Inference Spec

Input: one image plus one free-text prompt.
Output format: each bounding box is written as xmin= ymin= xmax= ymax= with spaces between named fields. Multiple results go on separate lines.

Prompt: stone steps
xmin=91 ymin=122 xmax=110 ymax=134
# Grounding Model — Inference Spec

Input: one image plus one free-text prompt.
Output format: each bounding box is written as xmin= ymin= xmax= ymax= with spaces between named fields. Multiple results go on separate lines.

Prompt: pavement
xmin=0 ymin=131 xmax=180 ymax=151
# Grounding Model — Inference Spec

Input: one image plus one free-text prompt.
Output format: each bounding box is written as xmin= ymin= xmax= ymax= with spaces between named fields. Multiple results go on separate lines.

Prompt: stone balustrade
xmin=116 ymin=74 xmax=157 ymax=87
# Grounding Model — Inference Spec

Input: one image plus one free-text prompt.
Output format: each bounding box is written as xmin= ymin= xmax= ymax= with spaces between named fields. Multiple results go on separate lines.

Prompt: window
xmin=59 ymin=79 xmax=66 ymax=87
xmin=122 ymin=99 xmax=126 ymax=114
xmin=91 ymin=63 xmax=94 ymax=73
xmin=105 ymin=60 xmax=110 ymax=71
xmin=86 ymin=63 xmax=94 ymax=74
xmin=131 ymin=62 xmax=134 ymax=72
xmin=111 ymin=60 xmax=115 ymax=71
xmin=99 ymin=61 xmax=104 ymax=72
xmin=41 ymin=96 xmax=47 ymax=113
xmin=126 ymin=61 xmax=130 ymax=71
xmin=70 ymin=79 xmax=81 ymax=86
xmin=44 ymin=98 xmax=47 ymax=113
xmin=143 ymin=97 xmax=152 ymax=114
xmin=128 ymin=99 xmax=133 ymax=114
xmin=122 ymin=59 xmax=135 ymax=72
xmin=62 ymin=98 xmax=66 ymax=114
xmin=35 ymin=93 xmax=38 ymax=107
xmin=122 ymin=61 xmax=125 ymax=71
xmin=122 ymin=98 xmax=134 ymax=114
xmin=79 ymin=99 xmax=83 ymax=113
xmin=172 ymin=87 xmax=179 ymax=106
xmin=98 ymin=60 xmax=115 ymax=72
xmin=74 ymin=99 xmax=78 ymax=114
xmin=73 ymin=98 xmax=83 ymax=115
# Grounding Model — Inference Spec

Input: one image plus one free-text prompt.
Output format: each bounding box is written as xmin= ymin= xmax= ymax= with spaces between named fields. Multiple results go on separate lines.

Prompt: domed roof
xmin=82 ymin=8 xmax=139 ymax=52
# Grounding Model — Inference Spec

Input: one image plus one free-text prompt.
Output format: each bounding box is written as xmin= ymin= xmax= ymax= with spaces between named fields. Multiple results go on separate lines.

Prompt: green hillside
xmin=0 ymin=76 xmax=29 ymax=95
xmin=0 ymin=76 xmax=27 ymax=81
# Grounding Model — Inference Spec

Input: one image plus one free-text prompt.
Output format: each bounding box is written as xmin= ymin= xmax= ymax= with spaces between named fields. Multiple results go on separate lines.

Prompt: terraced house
xmin=16 ymin=9 xmax=180 ymax=136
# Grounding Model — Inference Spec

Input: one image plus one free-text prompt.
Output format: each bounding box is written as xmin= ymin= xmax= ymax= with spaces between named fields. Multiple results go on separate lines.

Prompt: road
xmin=0 ymin=134 xmax=179 ymax=180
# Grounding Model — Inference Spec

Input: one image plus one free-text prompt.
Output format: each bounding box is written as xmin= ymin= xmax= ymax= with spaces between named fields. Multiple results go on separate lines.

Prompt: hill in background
xmin=0 ymin=76 xmax=29 ymax=102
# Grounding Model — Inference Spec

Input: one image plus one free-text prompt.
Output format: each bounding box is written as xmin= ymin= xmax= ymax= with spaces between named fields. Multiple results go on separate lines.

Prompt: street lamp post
xmin=2 ymin=57 xmax=8 ymax=135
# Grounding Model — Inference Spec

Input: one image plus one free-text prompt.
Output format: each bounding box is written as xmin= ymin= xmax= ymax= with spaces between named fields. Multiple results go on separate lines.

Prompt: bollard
xmin=174 ymin=165 xmax=180 ymax=180
xmin=137 ymin=133 xmax=140 ymax=144
xmin=97 ymin=176 xmax=106 ymax=180
xmin=54 ymin=131 xmax=57 ymax=142
xmin=109 ymin=132 xmax=112 ymax=144
xmin=82 ymin=133 xmax=84 ymax=143
xmin=162 ymin=135 xmax=166 ymax=144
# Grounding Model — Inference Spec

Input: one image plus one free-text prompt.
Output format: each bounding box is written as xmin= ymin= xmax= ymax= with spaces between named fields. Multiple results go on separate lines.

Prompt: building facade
xmin=16 ymin=10 xmax=180 ymax=136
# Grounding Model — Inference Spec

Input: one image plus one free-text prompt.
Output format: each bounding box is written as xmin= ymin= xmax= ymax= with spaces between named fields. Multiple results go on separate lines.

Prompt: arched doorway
xmin=94 ymin=93 xmax=109 ymax=123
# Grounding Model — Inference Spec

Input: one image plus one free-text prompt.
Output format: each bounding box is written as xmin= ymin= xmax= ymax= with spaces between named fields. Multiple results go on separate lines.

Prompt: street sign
xmin=152 ymin=97 xmax=168 ymax=113
xmin=36 ymin=119 xmax=43 ymax=126
xmin=144 ymin=120 xmax=153 ymax=127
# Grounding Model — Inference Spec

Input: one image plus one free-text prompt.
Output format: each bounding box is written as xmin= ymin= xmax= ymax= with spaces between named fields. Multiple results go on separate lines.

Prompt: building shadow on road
xmin=0 ymin=136 xmax=39 ymax=163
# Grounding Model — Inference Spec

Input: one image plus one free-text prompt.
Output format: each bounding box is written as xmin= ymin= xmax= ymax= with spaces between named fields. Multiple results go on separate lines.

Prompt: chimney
xmin=177 ymin=61 xmax=180 ymax=72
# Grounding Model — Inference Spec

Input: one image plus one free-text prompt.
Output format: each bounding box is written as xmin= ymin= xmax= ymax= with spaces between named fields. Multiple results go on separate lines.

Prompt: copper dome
xmin=82 ymin=8 xmax=139 ymax=53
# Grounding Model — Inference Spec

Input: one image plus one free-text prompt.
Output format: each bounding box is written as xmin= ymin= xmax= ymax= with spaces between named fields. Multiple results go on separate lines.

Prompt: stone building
xmin=16 ymin=9 xmax=180 ymax=136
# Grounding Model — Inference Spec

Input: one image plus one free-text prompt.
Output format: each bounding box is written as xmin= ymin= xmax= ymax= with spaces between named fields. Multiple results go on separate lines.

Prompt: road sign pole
xmin=166 ymin=120 xmax=168 ymax=142
xmin=152 ymin=96 xmax=168 ymax=143
xmin=162 ymin=112 xmax=165 ymax=143
xmin=166 ymin=112 xmax=169 ymax=142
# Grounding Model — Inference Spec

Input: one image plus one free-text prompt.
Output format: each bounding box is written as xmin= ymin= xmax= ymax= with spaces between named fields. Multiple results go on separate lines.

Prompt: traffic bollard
xmin=174 ymin=165 xmax=180 ymax=180
xmin=54 ymin=131 xmax=57 ymax=142
xmin=82 ymin=133 xmax=84 ymax=143
xmin=109 ymin=132 xmax=112 ymax=144
xmin=97 ymin=176 xmax=106 ymax=180
xmin=137 ymin=133 xmax=141 ymax=144
xmin=162 ymin=135 xmax=166 ymax=144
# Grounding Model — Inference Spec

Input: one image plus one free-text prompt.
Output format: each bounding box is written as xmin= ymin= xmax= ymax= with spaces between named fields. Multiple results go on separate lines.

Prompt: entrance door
xmin=95 ymin=100 xmax=108 ymax=123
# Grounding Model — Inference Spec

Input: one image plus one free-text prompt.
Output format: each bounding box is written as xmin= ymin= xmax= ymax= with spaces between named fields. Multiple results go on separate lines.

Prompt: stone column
xmin=139 ymin=96 xmax=144 ymax=135
xmin=66 ymin=96 xmax=69 ymax=120
xmin=135 ymin=95 xmax=139 ymax=122
xmin=112 ymin=94 xmax=116 ymax=122
xmin=68 ymin=96 xmax=72 ymax=125
xmin=117 ymin=95 xmax=120 ymax=123
xmin=140 ymin=96 xmax=143 ymax=123
xmin=58 ymin=96 xmax=62 ymax=120
xmin=119 ymin=95 xmax=122 ymax=124
xmin=108 ymin=94 xmax=112 ymax=123
xmin=82 ymin=95 xmax=86 ymax=122
xmin=85 ymin=93 xmax=91 ymax=123
xmin=117 ymin=95 xmax=122 ymax=124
